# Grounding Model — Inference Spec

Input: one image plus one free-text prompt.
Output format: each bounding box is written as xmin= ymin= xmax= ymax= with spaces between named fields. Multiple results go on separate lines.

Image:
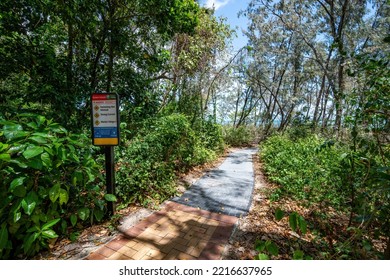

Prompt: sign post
xmin=91 ymin=93 xmax=120 ymax=216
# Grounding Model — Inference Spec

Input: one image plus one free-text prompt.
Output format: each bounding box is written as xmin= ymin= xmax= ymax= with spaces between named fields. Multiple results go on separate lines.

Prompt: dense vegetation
xmin=0 ymin=0 xmax=230 ymax=259
xmin=260 ymin=130 xmax=388 ymax=259
xmin=228 ymin=0 xmax=389 ymax=259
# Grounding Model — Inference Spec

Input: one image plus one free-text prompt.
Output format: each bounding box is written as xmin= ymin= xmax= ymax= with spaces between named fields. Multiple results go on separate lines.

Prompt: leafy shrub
xmin=255 ymin=209 xmax=311 ymax=260
xmin=260 ymin=134 xmax=346 ymax=208
xmin=197 ymin=119 xmax=225 ymax=153
xmin=0 ymin=114 xmax=103 ymax=259
xmin=223 ymin=125 xmax=255 ymax=147
xmin=115 ymin=114 xmax=221 ymax=206
xmin=260 ymin=132 xmax=390 ymax=259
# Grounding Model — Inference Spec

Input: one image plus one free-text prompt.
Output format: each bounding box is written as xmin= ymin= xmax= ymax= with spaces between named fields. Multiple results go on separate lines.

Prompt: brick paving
xmin=85 ymin=202 xmax=238 ymax=260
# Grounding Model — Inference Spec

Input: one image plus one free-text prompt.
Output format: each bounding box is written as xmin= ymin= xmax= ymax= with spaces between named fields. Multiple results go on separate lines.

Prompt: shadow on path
xmin=172 ymin=148 xmax=258 ymax=217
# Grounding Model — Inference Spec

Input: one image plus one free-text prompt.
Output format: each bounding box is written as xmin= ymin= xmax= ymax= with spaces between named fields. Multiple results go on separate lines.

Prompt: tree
xmin=0 ymin=0 xmax=201 ymax=128
xmin=159 ymin=7 xmax=234 ymax=123
xmin=241 ymin=0 xmax=389 ymax=135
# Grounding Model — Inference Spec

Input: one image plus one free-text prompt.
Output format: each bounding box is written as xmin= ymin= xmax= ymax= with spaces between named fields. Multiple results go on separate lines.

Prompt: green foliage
xmin=197 ymin=119 xmax=225 ymax=153
xmin=0 ymin=0 xmax=203 ymax=129
xmin=254 ymin=210 xmax=310 ymax=260
xmin=223 ymin=126 xmax=255 ymax=147
xmin=115 ymin=114 xmax=222 ymax=207
xmin=275 ymin=208 xmax=307 ymax=235
xmin=159 ymin=0 xmax=200 ymax=36
xmin=260 ymin=134 xmax=346 ymax=208
xmin=260 ymin=129 xmax=389 ymax=259
xmin=0 ymin=114 xmax=104 ymax=259
xmin=328 ymin=45 xmax=390 ymax=259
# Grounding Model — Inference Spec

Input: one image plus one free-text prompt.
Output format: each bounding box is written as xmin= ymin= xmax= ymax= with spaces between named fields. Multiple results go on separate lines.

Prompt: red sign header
xmin=92 ymin=93 xmax=111 ymax=100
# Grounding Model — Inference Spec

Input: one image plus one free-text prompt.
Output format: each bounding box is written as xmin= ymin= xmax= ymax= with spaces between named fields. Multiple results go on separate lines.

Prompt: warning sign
xmin=91 ymin=93 xmax=120 ymax=146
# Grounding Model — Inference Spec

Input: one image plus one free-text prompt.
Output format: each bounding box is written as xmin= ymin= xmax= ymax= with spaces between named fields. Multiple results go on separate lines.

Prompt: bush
xmin=0 ymin=114 xmax=104 ymax=259
xmin=260 ymin=130 xmax=390 ymax=259
xmin=197 ymin=119 xmax=225 ymax=153
xmin=115 ymin=114 xmax=221 ymax=206
xmin=223 ymin=125 xmax=255 ymax=147
xmin=260 ymin=133 xmax=346 ymax=208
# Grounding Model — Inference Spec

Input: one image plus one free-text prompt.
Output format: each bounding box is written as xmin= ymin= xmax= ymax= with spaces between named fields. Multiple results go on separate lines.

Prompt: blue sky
xmin=199 ymin=0 xmax=251 ymax=51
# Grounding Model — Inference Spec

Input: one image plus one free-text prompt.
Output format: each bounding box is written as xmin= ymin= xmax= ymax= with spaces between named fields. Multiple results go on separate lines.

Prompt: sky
xmin=199 ymin=0 xmax=251 ymax=51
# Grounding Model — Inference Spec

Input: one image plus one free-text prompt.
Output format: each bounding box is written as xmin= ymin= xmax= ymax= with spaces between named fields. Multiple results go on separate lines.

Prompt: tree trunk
xmin=67 ymin=22 xmax=74 ymax=92
xmin=313 ymin=74 xmax=327 ymax=130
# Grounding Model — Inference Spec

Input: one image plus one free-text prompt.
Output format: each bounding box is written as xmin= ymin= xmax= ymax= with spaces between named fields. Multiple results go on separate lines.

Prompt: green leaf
xmin=40 ymin=152 xmax=52 ymax=168
xmin=23 ymin=232 xmax=39 ymax=254
xmin=10 ymin=177 xmax=26 ymax=191
xmin=31 ymin=214 xmax=40 ymax=224
xmin=10 ymin=159 xmax=28 ymax=168
xmin=13 ymin=211 xmax=22 ymax=223
xmin=0 ymin=153 xmax=11 ymax=162
xmin=10 ymin=177 xmax=27 ymax=197
xmin=42 ymin=218 xmax=60 ymax=230
xmin=0 ymin=143 xmax=9 ymax=152
xmin=47 ymin=122 xmax=65 ymax=131
xmin=69 ymin=152 xmax=80 ymax=163
xmin=70 ymin=214 xmax=78 ymax=227
xmin=78 ymin=208 xmax=90 ymax=221
xmin=8 ymin=143 xmax=27 ymax=155
xmin=4 ymin=130 xmax=29 ymax=141
xmin=298 ymin=215 xmax=307 ymax=234
xmin=26 ymin=122 xmax=38 ymax=129
xmin=266 ymin=241 xmax=279 ymax=256
xmin=42 ymin=229 xmax=58 ymax=239
xmin=21 ymin=196 xmax=37 ymax=216
xmin=0 ymin=223 xmax=9 ymax=250
xmin=289 ymin=212 xmax=298 ymax=232
xmin=26 ymin=225 xmax=40 ymax=233
xmin=93 ymin=209 xmax=104 ymax=222
xmin=257 ymin=253 xmax=269 ymax=260
xmin=59 ymin=188 xmax=69 ymax=205
xmin=293 ymin=250 xmax=304 ymax=260
xmin=44 ymin=146 xmax=54 ymax=156
xmin=32 ymin=132 xmax=54 ymax=139
xmin=58 ymin=146 xmax=67 ymax=161
xmin=27 ymin=158 xmax=43 ymax=170
xmin=49 ymin=183 xmax=60 ymax=203
xmin=23 ymin=145 xmax=44 ymax=159
xmin=29 ymin=136 xmax=48 ymax=144
xmin=69 ymin=232 xmax=79 ymax=242
xmin=36 ymin=115 xmax=46 ymax=127
xmin=255 ymin=240 xmax=266 ymax=252
xmin=104 ymin=194 xmax=117 ymax=202
xmin=275 ymin=208 xmax=284 ymax=221
xmin=72 ymin=170 xmax=84 ymax=185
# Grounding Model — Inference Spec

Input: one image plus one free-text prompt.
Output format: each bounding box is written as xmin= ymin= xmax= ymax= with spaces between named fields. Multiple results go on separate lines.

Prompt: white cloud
xmin=205 ymin=0 xmax=231 ymax=10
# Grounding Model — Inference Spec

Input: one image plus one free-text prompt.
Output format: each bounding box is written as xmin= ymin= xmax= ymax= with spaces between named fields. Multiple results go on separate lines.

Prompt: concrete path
xmin=172 ymin=147 xmax=257 ymax=217
xmin=85 ymin=148 xmax=257 ymax=260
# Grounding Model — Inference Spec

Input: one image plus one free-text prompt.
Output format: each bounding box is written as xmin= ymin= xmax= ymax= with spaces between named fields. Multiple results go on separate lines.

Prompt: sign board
xmin=91 ymin=93 xmax=120 ymax=146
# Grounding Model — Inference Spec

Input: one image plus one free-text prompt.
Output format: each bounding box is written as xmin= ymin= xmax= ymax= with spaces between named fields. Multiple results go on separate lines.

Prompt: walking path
xmin=172 ymin=148 xmax=257 ymax=217
xmin=86 ymin=148 xmax=257 ymax=260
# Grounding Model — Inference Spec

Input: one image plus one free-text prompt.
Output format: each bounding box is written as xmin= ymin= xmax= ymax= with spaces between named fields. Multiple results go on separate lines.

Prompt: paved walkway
xmin=172 ymin=148 xmax=257 ymax=217
xmin=85 ymin=148 xmax=257 ymax=260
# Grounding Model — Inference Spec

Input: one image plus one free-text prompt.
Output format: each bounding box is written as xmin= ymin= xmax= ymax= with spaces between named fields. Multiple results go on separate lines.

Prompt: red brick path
xmin=86 ymin=201 xmax=238 ymax=260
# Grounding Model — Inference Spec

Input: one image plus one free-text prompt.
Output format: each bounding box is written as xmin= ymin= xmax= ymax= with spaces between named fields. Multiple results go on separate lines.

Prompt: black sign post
xmin=91 ymin=93 xmax=120 ymax=216
xmin=105 ymin=146 xmax=115 ymax=216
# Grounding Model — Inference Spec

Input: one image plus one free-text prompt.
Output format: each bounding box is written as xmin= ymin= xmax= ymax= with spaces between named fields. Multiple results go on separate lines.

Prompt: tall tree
xmin=160 ymin=7 xmax=233 ymax=123
xmin=0 ymin=0 xmax=201 ymax=127
xmin=240 ymin=0 xmax=389 ymax=134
